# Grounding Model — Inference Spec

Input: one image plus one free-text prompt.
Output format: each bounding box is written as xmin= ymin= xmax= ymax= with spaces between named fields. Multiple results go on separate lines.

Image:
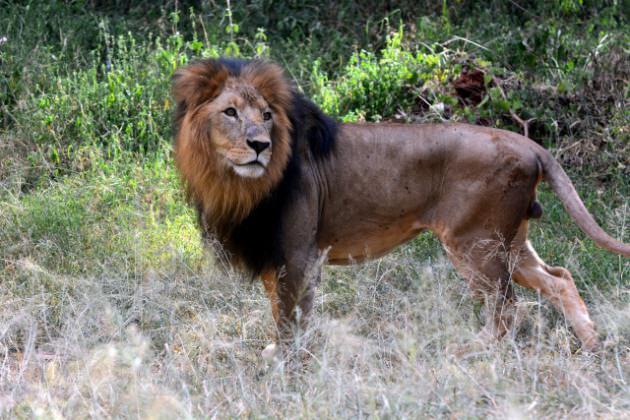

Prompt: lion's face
xmin=172 ymin=59 xmax=294 ymax=224
xmin=205 ymin=83 xmax=274 ymax=179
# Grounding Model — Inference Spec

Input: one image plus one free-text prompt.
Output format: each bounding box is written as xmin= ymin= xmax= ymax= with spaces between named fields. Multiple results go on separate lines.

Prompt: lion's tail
xmin=540 ymin=151 xmax=630 ymax=257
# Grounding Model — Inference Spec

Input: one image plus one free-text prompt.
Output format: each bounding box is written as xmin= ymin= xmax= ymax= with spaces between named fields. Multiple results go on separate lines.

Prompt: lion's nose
xmin=247 ymin=139 xmax=270 ymax=154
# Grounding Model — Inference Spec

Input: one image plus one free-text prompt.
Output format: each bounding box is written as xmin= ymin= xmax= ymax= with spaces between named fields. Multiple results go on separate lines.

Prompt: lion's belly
xmin=320 ymin=217 xmax=427 ymax=265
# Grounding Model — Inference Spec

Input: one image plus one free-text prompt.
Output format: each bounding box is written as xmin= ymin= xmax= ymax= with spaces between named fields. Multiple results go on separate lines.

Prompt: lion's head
xmin=173 ymin=58 xmax=336 ymax=274
xmin=172 ymin=58 xmax=294 ymax=225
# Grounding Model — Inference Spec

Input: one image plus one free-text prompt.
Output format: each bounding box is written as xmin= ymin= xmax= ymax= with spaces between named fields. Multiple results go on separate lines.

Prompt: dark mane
xmin=188 ymin=58 xmax=337 ymax=277
xmin=289 ymin=93 xmax=337 ymax=159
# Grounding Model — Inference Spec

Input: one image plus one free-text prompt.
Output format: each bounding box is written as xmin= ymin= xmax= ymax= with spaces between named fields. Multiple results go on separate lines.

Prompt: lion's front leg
xmin=261 ymin=269 xmax=280 ymax=325
xmin=276 ymin=248 xmax=320 ymax=343
xmin=260 ymin=251 xmax=320 ymax=360
xmin=260 ymin=269 xmax=281 ymax=360
xmin=276 ymin=184 xmax=322 ymax=347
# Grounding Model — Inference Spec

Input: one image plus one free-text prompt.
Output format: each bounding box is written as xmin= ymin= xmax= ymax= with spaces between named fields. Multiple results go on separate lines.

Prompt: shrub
xmin=311 ymin=29 xmax=451 ymax=122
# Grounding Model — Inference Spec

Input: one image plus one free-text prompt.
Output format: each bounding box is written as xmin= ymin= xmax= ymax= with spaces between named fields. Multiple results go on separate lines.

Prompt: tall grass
xmin=1 ymin=248 xmax=628 ymax=417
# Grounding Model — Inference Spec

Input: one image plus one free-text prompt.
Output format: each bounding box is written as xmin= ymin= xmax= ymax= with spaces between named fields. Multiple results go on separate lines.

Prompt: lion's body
xmin=173 ymin=58 xmax=629 ymax=353
xmin=319 ymin=123 xmax=540 ymax=264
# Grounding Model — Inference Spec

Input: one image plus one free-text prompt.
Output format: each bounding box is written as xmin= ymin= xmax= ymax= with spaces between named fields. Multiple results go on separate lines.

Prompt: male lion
xmin=172 ymin=58 xmax=629 ymax=353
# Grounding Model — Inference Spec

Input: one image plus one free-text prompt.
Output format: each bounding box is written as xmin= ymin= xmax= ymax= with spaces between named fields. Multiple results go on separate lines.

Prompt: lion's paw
xmin=261 ymin=343 xmax=278 ymax=361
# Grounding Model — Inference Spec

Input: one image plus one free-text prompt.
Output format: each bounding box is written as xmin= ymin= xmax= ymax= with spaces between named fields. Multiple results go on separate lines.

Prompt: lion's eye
xmin=224 ymin=107 xmax=237 ymax=117
xmin=263 ymin=111 xmax=272 ymax=121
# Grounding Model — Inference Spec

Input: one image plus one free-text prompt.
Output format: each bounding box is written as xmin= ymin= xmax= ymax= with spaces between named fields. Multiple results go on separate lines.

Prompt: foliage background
xmin=0 ymin=0 xmax=628 ymax=417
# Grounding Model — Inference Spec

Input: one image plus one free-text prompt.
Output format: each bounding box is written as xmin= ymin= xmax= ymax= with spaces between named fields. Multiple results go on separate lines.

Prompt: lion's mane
xmin=172 ymin=58 xmax=337 ymax=276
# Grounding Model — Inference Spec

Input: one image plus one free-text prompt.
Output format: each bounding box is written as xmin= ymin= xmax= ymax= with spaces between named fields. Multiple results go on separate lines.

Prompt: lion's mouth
xmin=236 ymin=160 xmax=265 ymax=168
xmin=231 ymin=160 xmax=267 ymax=178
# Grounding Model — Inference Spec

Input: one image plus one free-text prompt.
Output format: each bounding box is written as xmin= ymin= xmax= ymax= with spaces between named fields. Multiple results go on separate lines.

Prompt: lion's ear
xmin=172 ymin=60 xmax=229 ymax=112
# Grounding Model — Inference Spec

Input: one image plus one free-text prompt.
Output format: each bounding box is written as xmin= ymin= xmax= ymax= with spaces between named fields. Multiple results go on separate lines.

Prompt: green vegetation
xmin=0 ymin=0 xmax=628 ymax=417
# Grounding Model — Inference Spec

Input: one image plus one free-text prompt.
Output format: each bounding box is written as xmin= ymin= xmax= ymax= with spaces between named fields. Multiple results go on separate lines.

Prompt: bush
xmin=27 ymin=30 xmax=196 ymax=174
xmin=311 ymin=29 xmax=450 ymax=122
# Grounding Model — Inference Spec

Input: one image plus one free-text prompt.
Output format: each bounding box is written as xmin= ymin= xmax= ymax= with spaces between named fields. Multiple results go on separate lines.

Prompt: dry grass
xmin=1 ymin=244 xmax=628 ymax=418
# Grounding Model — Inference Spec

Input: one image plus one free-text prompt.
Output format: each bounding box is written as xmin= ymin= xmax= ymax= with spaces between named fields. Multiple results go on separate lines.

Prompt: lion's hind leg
xmin=445 ymin=236 xmax=519 ymax=346
xmin=512 ymin=236 xmax=599 ymax=350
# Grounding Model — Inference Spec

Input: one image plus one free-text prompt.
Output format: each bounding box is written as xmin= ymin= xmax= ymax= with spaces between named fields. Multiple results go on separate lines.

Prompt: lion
xmin=172 ymin=57 xmax=629 ymax=353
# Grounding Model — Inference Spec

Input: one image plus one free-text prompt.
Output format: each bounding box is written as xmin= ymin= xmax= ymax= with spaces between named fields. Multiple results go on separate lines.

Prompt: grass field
xmin=0 ymin=1 xmax=628 ymax=417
